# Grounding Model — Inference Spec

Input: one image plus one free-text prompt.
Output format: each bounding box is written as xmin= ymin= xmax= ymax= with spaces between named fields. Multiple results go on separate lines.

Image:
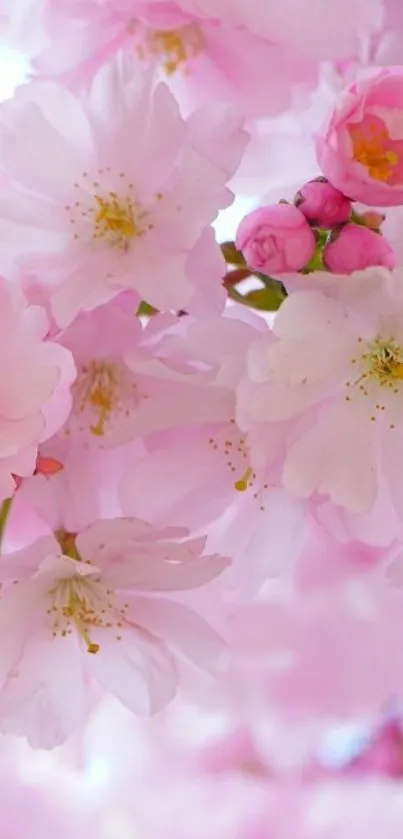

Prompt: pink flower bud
xmin=295 ymin=178 xmax=351 ymax=227
xmin=235 ymin=203 xmax=316 ymax=275
xmin=323 ymin=223 xmax=396 ymax=273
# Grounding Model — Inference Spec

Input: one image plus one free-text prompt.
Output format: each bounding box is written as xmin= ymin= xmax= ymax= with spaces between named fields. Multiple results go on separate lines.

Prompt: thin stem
xmin=55 ymin=529 xmax=82 ymax=562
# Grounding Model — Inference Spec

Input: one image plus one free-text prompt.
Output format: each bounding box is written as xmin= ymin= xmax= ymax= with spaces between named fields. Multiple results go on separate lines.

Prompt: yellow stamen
xmin=349 ymin=123 xmax=399 ymax=183
xmin=94 ymin=195 xmax=137 ymax=246
xmin=48 ymin=573 xmax=131 ymax=653
xmin=143 ymin=25 xmax=204 ymax=75
xmin=75 ymin=361 xmax=118 ymax=437
xmin=65 ymin=600 xmax=100 ymax=655
xmin=234 ymin=468 xmax=253 ymax=492
xmin=49 ymin=579 xmax=101 ymax=655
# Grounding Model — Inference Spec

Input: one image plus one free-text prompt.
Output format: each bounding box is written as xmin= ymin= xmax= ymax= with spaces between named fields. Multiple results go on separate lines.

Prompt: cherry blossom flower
xmin=10 ymin=300 xmax=240 ymax=539
xmin=239 ymin=268 xmax=403 ymax=522
xmin=36 ymin=0 xmax=317 ymax=118
xmin=0 ymin=275 xmax=75 ymax=503
xmin=0 ymin=53 xmax=247 ymax=326
xmin=317 ymin=67 xmax=403 ymax=206
xmin=0 ymin=518 xmax=229 ymax=747
xmin=119 ymin=311 xmax=307 ymax=594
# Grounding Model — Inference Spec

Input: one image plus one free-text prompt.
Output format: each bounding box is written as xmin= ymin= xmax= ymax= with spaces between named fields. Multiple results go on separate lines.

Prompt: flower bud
xmin=235 ymin=203 xmax=316 ymax=275
xmin=323 ymin=223 xmax=396 ymax=273
xmin=295 ymin=178 xmax=351 ymax=227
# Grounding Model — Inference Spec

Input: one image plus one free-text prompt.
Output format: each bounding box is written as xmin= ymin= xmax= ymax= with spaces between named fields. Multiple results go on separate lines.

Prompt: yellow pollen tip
xmin=87 ymin=643 xmax=100 ymax=655
xmin=234 ymin=468 xmax=253 ymax=492
xmin=393 ymin=362 xmax=403 ymax=379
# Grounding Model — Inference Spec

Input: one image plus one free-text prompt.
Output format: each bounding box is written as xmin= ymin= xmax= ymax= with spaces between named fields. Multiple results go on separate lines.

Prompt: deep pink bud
xmin=323 ymin=223 xmax=396 ymax=273
xmin=235 ymin=203 xmax=316 ymax=275
xmin=295 ymin=178 xmax=351 ymax=227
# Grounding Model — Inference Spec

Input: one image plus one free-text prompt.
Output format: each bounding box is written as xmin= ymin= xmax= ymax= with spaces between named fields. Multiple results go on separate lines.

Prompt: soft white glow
xmin=0 ymin=44 xmax=29 ymax=101
xmin=214 ymin=194 xmax=256 ymax=243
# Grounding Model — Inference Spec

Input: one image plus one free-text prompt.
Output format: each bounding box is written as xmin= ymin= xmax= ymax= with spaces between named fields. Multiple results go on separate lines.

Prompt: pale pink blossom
xmin=230 ymin=571 xmax=403 ymax=721
xmin=0 ymin=275 xmax=75 ymax=503
xmin=12 ymin=301 xmax=241 ymax=537
xmin=120 ymin=312 xmax=306 ymax=594
xmin=323 ymin=224 xmax=396 ymax=272
xmin=317 ymin=67 xmax=403 ymax=207
xmin=0 ymin=53 xmax=247 ymax=327
xmin=36 ymin=0 xmax=317 ymax=118
xmin=225 ymin=0 xmax=383 ymax=63
xmin=14 ymin=437 xmax=131 ymax=536
xmin=295 ymin=178 xmax=351 ymax=228
xmin=54 ymin=295 xmax=235 ymax=447
xmin=239 ymin=268 xmax=403 ymax=521
xmin=0 ymin=518 xmax=229 ymax=747
xmin=236 ymin=204 xmax=316 ymax=276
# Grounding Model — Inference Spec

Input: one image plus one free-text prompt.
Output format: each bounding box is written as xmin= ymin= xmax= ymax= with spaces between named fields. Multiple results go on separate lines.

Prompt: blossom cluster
xmin=3 ymin=0 xmax=403 ymax=835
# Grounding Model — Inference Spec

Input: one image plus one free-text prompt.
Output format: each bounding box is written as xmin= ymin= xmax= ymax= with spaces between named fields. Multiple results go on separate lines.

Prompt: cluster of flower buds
xmin=236 ymin=178 xmax=395 ymax=278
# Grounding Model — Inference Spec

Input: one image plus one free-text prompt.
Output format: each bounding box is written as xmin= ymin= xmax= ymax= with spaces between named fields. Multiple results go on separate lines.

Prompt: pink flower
xmin=227 ymin=0 xmax=383 ymax=63
xmin=295 ymin=178 xmax=351 ymax=228
xmin=36 ymin=0 xmax=317 ymax=119
xmin=0 ymin=518 xmax=229 ymax=747
xmin=0 ymin=276 xmax=75 ymax=502
xmin=317 ymin=67 xmax=403 ymax=206
xmin=323 ymin=224 xmax=396 ymax=273
xmin=235 ymin=204 xmax=316 ymax=276
xmin=119 ymin=311 xmax=306 ymax=594
xmin=0 ymin=54 xmax=247 ymax=327
xmin=230 ymin=571 xmax=403 ymax=721
xmin=10 ymin=300 xmax=243 ymax=538
xmin=238 ymin=269 xmax=403 ymax=520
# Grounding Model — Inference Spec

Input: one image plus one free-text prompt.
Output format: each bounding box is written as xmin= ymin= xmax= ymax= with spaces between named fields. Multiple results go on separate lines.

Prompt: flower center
xmin=345 ymin=336 xmax=403 ymax=427
xmin=361 ymin=337 xmax=403 ymax=387
xmin=47 ymin=573 xmax=129 ymax=654
xmin=73 ymin=361 xmax=119 ymax=436
xmin=71 ymin=360 xmax=140 ymax=439
xmin=136 ymin=24 xmax=204 ymax=75
xmin=349 ymin=119 xmax=399 ymax=183
xmin=65 ymin=171 xmax=153 ymax=250
xmin=93 ymin=192 xmax=148 ymax=249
